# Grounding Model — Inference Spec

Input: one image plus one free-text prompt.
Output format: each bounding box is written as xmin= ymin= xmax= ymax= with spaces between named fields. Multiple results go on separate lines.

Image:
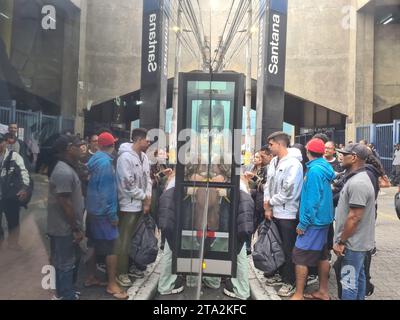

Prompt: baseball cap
xmin=306 ymin=138 xmax=325 ymax=155
xmin=98 ymin=132 xmax=117 ymax=147
xmin=336 ymin=143 xmax=369 ymax=160
xmin=53 ymin=135 xmax=85 ymax=154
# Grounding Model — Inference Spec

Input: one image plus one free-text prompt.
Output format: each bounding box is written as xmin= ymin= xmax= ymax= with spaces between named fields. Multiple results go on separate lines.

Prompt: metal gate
xmin=0 ymin=104 xmax=76 ymax=143
xmin=375 ymin=123 xmax=394 ymax=175
xmin=356 ymin=125 xmax=374 ymax=144
xmin=40 ymin=115 xmax=60 ymax=143
xmin=15 ymin=109 xmax=41 ymax=142
xmin=0 ymin=106 xmax=12 ymax=124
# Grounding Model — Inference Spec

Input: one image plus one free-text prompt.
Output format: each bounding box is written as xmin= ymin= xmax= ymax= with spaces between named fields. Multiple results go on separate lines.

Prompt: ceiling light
xmin=381 ymin=14 xmax=394 ymax=25
xmin=0 ymin=12 xmax=10 ymax=19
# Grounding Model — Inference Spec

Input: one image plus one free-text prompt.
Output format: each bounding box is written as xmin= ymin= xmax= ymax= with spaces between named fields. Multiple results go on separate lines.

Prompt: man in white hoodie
xmin=115 ymin=128 xmax=152 ymax=287
xmin=264 ymin=132 xmax=304 ymax=297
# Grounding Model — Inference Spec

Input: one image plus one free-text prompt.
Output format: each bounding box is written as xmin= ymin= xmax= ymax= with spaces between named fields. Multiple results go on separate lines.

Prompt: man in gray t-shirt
xmin=334 ymin=143 xmax=376 ymax=300
xmin=334 ymin=171 xmax=376 ymax=252
xmin=47 ymin=135 xmax=85 ymax=300
xmin=47 ymin=161 xmax=84 ymax=236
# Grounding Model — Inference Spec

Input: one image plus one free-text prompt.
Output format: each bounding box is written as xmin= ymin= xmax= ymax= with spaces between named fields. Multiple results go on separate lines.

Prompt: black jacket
xmin=158 ymin=188 xmax=254 ymax=254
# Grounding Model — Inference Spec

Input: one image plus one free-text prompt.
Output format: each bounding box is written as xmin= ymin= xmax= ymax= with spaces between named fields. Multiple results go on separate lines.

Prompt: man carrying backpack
xmin=0 ymin=133 xmax=30 ymax=250
xmin=264 ymin=132 xmax=304 ymax=297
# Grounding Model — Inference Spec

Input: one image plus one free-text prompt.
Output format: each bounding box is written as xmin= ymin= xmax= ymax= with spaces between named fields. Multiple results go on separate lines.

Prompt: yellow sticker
xmin=202 ymin=262 xmax=206 ymax=270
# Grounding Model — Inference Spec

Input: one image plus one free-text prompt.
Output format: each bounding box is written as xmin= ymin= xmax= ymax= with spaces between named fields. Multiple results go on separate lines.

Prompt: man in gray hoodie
xmin=115 ymin=128 xmax=152 ymax=287
xmin=264 ymin=132 xmax=304 ymax=297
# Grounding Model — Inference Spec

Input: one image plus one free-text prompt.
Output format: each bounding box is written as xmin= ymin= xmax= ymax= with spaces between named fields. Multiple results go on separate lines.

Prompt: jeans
xmin=340 ymin=249 xmax=367 ymax=300
xmin=0 ymin=199 xmax=21 ymax=242
xmin=50 ymin=235 xmax=80 ymax=300
xmin=274 ymin=218 xmax=297 ymax=285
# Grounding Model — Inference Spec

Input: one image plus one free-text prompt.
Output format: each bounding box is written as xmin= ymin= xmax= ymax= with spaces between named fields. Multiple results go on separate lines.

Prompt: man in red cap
xmin=291 ymin=138 xmax=336 ymax=300
xmin=85 ymin=132 xmax=128 ymax=299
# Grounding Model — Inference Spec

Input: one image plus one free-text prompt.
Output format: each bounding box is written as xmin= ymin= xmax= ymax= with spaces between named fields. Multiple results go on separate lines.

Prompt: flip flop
xmin=106 ymin=290 xmax=129 ymax=300
xmin=304 ymin=292 xmax=330 ymax=301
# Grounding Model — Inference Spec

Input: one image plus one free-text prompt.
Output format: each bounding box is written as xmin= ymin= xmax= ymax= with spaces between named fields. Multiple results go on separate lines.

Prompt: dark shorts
xmin=92 ymin=239 xmax=116 ymax=256
xmin=292 ymin=226 xmax=330 ymax=267
xmin=87 ymin=214 xmax=118 ymax=255
xmin=292 ymin=245 xmax=329 ymax=267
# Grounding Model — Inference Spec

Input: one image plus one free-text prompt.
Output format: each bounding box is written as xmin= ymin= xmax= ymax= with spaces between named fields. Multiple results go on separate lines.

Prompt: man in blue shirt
xmin=291 ymin=138 xmax=336 ymax=300
xmin=86 ymin=132 xmax=128 ymax=299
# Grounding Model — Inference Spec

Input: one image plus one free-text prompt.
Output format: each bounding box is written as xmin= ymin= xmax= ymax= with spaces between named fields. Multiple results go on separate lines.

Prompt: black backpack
xmin=252 ymin=220 xmax=286 ymax=276
xmin=2 ymin=151 xmax=34 ymax=208
xmin=129 ymin=214 xmax=158 ymax=267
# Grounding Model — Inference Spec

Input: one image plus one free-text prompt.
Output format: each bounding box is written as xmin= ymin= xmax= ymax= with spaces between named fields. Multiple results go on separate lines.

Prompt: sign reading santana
xmin=266 ymin=0 xmax=287 ymax=88
xmin=140 ymin=0 xmax=169 ymax=130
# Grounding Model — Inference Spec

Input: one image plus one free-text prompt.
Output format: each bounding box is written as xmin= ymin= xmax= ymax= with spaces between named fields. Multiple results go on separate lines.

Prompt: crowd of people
xmin=0 ymin=121 xmax=392 ymax=301
xmin=243 ymin=132 xmax=387 ymax=300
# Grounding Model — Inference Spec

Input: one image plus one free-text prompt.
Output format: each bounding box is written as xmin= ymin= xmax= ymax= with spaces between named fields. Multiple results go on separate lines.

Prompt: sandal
xmin=106 ymin=290 xmax=129 ymax=300
xmin=304 ymin=292 xmax=330 ymax=300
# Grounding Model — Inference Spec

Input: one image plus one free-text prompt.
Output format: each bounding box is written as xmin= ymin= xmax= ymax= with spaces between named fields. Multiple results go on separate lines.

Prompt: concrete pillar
xmin=346 ymin=6 xmax=375 ymax=142
xmin=74 ymin=0 xmax=87 ymax=135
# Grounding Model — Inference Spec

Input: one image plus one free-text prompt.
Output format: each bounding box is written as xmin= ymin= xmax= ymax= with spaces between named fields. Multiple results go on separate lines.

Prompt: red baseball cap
xmin=306 ymin=138 xmax=325 ymax=155
xmin=98 ymin=132 xmax=117 ymax=147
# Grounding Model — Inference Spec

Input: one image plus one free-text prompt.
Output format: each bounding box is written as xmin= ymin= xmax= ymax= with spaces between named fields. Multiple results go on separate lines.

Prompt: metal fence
xmin=0 ymin=106 xmax=12 ymax=124
xmin=15 ymin=109 xmax=41 ymax=142
xmin=0 ymin=103 xmax=75 ymax=144
xmin=356 ymin=121 xmax=400 ymax=175
xmin=356 ymin=125 xmax=374 ymax=144
xmin=295 ymin=129 xmax=345 ymax=146
xmin=375 ymin=124 xmax=394 ymax=174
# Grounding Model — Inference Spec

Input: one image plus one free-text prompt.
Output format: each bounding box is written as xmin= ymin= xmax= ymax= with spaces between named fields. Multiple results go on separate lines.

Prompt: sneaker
xmin=96 ymin=263 xmax=106 ymax=273
xmin=51 ymin=292 xmax=80 ymax=300
xmin=265 ymin=274 xmax=284 ymax=287
xmin=371 ymin=247 xmax=377 ymax=257
xmin=223 ymin=279 xmax=247 ymax=300
xmin=366 ymin=282 xmax=375 ymax=297
xmin=306 ymin=275 xmax=319 ymax=286
xmin=159 ymin=276 xmax=185 ymax=295
xmin=277 ymin=283 xmax=296 ymax=297
xmin=116 ymin=274 xmax=133 ymax=287
xmin=128 ymin=265 xmax=145 ymax=279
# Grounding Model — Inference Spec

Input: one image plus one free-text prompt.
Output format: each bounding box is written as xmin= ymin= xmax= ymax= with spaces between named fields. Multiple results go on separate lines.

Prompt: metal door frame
xmin=172 ymin=72 xmax=244 ymax=278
